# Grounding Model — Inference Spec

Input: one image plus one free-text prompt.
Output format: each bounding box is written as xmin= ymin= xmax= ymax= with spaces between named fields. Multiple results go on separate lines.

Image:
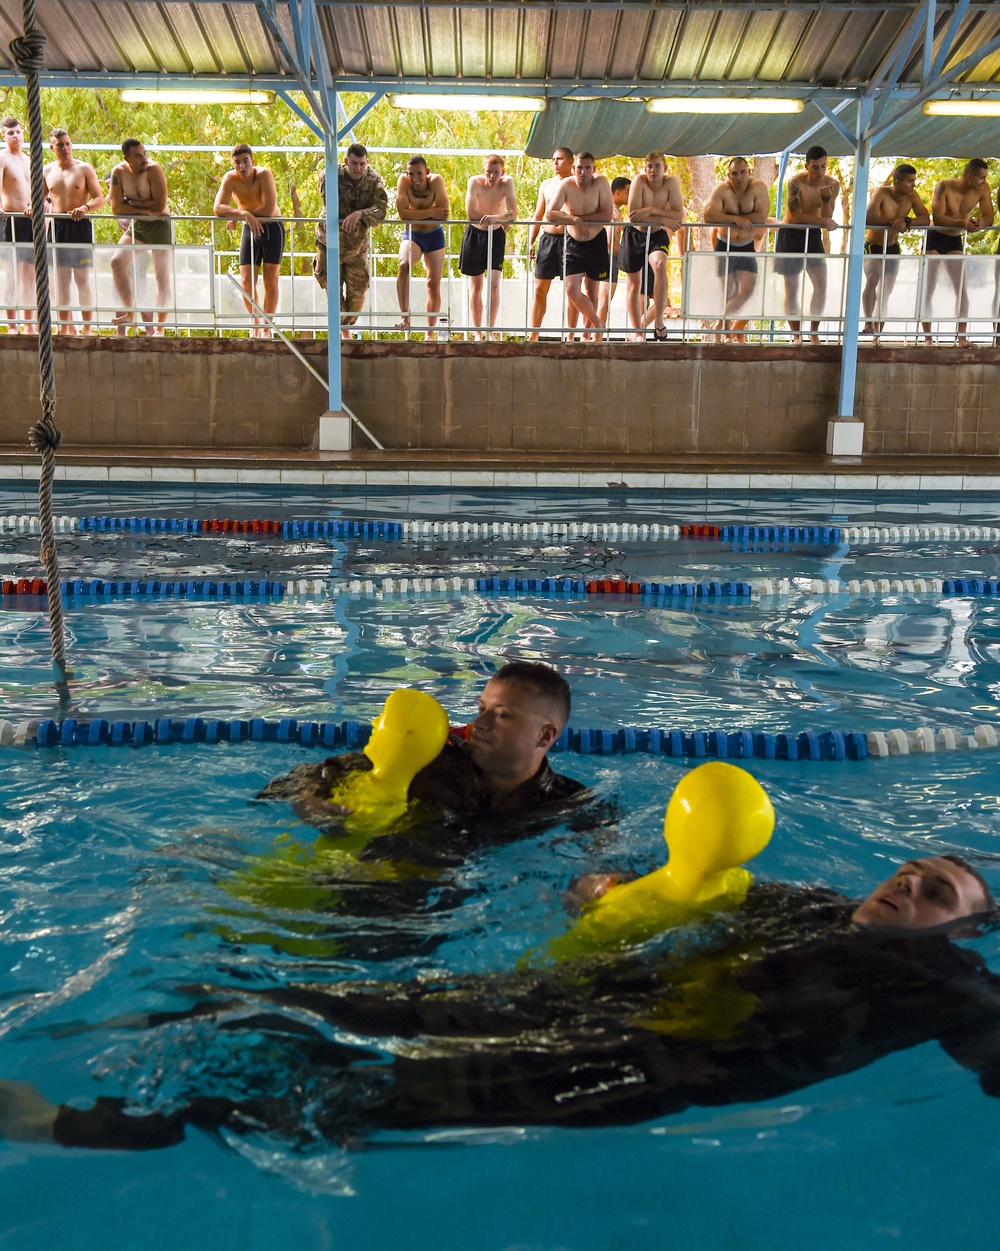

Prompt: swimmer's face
xmin=483 ymin=161 xmax=504 ymax=187
xmin=126 ymin=144 xmax=148 ymax=174
xmin=852 ymin=857 xmax=988 ymax=931
xmin=612 ymin=186 xmax=630 ymax=209
xmin=894 ymin=173 xmax=916 ymax=195
xmin=574 ymin=158 xmax=596 ymax=189
xmin=232 ymin=153 xmax=254 ymax=179
xmin=407 ymin=161 xmax=427 ymax=191
xmin=466 ymin=679 xmax=560 ymax=776
xmin=3 ymin=123 xmax=24 ymax=152
xmin=728 ymin=161 xmax=750 ymax=191
xmin=552 ymin=152 xmax=574 ymax=179
xmin=50 ymin=133 xmax=73 ymax=162
xmin=965 ymin=168 xmax=988 ymax=191
xmin=805 ymin=157 xmax=827 ymax=181
xmin=644 ymin=157 xmax=665 ymax=183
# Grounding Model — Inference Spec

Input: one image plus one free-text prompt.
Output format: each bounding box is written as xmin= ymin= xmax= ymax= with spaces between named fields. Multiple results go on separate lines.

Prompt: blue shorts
xmin=403 ymin=225 xmax=445 ymax=254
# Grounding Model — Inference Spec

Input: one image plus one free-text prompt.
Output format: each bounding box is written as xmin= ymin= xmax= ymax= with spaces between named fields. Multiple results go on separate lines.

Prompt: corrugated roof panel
xmin=666 ymin=10 xmax=717 ymax=81
xmin=874 ymin=113 xmax=1000 ymax=157
xmin=607 ymin=9 xmax=652 ymax=81
xmin=87 ymin=2 xmax=160 ymax=71
xmin=124 ymin=3 xmax=192 ymax=74
xmin=726 ymin=9 xmax=783 ymax=81
xmin=956 ymin=11 xmax=1000 ymax=82
xmin=392 ymin=8 xmax=430 ymax=77
xmin=33 ymin=0 xmax=88 ymax=72
xmin=754 ymin=11 xmax=812 ymax=82
xmin=358 ymin=7 xmax=400 ymax=78
xmin=577 ymin=11 xmax=621 ymax=82
xmin=783 ymin=11 xmax=853 ymax=83
xmin=459 ymin=6 xmax=488 ymax=79
xmin=637 ymin=8 xmax=683 ymax=81
xmin=0 ymin=0 xmax=20 ymax=70
xmin=425 ymin=6 xmax=457 ymax=77
xmin=489 ymin=7 xmax=521 ymax=79
xmin=698 ymin=10 xmax=754 ymax=80
xmin=548 ymin=10 xmax=589 ymax=79
xmin=842 ymin=12 xmax=911 ymax=82
xmin=228 ymin=2 xmax=281 ymax=74
xmin=812 ymin=11 xmax=887 ymax=83
xmin=160 ymin=4 xmax=221 ymax=75
xmin=517 ymin=9 xmax=549 ymax=80
xmin=186 ymin=4 xmax=254 ymax=75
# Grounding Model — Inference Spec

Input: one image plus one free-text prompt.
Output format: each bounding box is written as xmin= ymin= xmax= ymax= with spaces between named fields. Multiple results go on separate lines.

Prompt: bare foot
xmin=112 ymin=312 xmax=133 ymax=338
xmin=808 ymin=334 xmax=821 ymax=346
xmin=395 ymin=315 xmax=410 ymax=333
xmin=956 ymin=336 xmax=971 ymax=347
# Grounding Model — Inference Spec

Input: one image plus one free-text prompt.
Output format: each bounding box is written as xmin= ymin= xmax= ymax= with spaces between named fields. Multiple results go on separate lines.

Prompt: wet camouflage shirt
xmin=315 ymin=166 xmax=389 ymax=247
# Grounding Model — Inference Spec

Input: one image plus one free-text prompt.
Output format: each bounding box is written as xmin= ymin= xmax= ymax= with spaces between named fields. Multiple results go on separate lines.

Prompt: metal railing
xmin=1 ymin=213 xmax=998 ymax=345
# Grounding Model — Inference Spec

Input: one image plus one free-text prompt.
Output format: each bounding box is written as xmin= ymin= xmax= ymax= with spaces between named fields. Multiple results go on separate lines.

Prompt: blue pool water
xmin=2 ymin=485 xmax=1000 ymax=1250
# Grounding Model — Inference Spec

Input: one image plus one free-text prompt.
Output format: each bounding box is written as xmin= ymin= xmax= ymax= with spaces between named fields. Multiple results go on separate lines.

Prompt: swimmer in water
xmin=3 ymin=855 xmax=997 ymax=1151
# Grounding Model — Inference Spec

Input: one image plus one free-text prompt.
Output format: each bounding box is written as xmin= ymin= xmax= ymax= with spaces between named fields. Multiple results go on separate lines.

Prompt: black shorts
xmin=714 ymin=236 xmax=758 ymax=276
xmin=864 ymin=239 xmax=901 ymax=281
xmin=48 ymin=217 xmax=94 ymax=269
xmin=773 ymin=226 xmax=825 ymax=275
xmin=534 ymin=232 xmax=565 ymax=281
xmin=2 ymin=214 xmax=33 ymax=245
xmin=925 ymin=229 xmax=963 ymax=256
xmin=618 ymin=225 xmax=669 ymax=274
xmin=564 ymin=231 xmax=610 ymax=282
xmin=240 ymin=220 xmax=285 ymax=267
xmin=459 ymin=223 xmax=505 ymax=276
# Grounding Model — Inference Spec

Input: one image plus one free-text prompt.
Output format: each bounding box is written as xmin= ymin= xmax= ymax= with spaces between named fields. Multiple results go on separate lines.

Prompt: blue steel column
xmin=836 ymin=97 xmax=872 ymax=419
xmin=325 ymin=123 xmax=342 ymax=411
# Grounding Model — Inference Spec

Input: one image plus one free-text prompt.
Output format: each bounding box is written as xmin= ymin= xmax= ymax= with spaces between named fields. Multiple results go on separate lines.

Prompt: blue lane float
xmin=27 ymin=717 xmax=867 ymax=761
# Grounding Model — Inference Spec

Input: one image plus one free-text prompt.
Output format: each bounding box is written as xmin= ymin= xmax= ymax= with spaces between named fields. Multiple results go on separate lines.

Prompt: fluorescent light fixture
xmin=389 ymin=93 xmax=546 ymax=112
xmin=119 ymin=88 xmax=274 ymax=105
xmin=646 ymin=97 xmax=803 ymax=115
xmin=923 ymin=99 xmax=1000 ymax=117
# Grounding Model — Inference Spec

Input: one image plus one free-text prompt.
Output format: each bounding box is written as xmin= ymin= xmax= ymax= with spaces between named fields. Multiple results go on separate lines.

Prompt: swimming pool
xmin=2 ymin=484 xmax=1000 ymax=1250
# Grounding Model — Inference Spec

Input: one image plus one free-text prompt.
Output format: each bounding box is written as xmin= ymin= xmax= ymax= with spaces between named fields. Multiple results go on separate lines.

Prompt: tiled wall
xmin=1 ymin=338 xmax=996 ymax=454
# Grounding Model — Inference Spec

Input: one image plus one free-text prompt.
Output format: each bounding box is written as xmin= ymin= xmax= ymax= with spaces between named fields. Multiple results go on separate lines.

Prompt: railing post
xmin=828 ymin=97 xmax=871 ymax=456
xmin=319 ymin=120 xmax=353 ymax=450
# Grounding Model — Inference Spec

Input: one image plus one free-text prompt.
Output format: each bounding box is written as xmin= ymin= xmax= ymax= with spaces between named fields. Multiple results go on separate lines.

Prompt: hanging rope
xmin=10 ymin=0 xmax=71 ymax=705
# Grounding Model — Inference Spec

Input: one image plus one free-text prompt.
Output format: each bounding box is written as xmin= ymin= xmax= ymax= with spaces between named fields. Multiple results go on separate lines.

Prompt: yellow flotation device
xmin=545 ymin=761 xmax=774 ymax=962
xmin=314 ymin=687 xmax=451 ymax=855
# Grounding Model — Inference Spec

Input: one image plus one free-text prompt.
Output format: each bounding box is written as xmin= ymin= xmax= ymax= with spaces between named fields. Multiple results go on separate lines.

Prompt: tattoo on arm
xmin=788 ymin=182 xmax=801 ymax=214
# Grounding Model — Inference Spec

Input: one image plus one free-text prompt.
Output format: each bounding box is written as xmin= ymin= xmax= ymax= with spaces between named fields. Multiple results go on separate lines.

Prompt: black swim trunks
xmin=925 ymin=229 xmax=964 ymax=255
xmin=48 ymin=217 xmax=94 ymax=269
xmin=714 ymin=236 xmax=758 ymax=277
xmin=2 ymin=214 xmax=33 ymax=245
xmin=864 ymin=238 xmax=901 ymax=280
xmin=534 ymin=231 xmax=565 ymax=281
xmin=564 ymin=231 xmax=610 ymax=282
xmin=618 ymin=225 xmax=669 ymax=274
xmin=459 ymin=223 xmax=506 ymax=276
xmin=239 ymin=220 xmax=285 ymax=267
xmin=773 ymin=225 xmax=826 ymax=275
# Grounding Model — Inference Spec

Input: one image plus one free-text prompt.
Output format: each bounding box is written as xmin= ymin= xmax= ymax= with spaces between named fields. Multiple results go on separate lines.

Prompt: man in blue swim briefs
xmin=773 ymin=145 xmax=841 ymax=344
xmin=42 ymin=128 xmax=104 ymax=335
xmin=545 ymin=152 xmax=613 ymax=339
xmin=395 ymin=155 xmax=450 ymax=338
xmin=213 ymin=143 xmax=283 ymax=338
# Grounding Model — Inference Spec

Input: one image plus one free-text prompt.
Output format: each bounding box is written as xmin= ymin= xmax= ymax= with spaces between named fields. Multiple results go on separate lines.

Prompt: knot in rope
xmin=27 ymin=419 xmax=61 ymax=455
xmin=8 ymin=27 xmax=45 ymax=75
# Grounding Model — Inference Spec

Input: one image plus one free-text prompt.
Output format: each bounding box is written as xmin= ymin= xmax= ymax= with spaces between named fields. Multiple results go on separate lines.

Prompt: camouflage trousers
xmin=314 ymin=230 xmax=371 ymax=327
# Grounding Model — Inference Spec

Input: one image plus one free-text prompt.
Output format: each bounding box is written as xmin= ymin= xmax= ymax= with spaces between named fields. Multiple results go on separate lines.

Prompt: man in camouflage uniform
xmin=314 ymin=142 xmax=388 ymax=338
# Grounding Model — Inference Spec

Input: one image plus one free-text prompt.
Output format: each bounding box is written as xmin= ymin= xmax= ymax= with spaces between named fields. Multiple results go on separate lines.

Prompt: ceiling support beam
xmin=835 ymin=96 xmax=874 ymax=425
xmin=337 ymin=92 xmax=386 ymax=141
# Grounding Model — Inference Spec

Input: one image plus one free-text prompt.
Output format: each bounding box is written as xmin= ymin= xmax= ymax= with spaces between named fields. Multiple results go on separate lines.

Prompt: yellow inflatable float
xmin=545 ymin=760 xmax=774 ymax=962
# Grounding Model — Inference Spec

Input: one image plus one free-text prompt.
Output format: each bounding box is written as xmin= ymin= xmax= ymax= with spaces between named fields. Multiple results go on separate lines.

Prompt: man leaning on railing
xmin=108 ymin=138 xmax=172 ymax=337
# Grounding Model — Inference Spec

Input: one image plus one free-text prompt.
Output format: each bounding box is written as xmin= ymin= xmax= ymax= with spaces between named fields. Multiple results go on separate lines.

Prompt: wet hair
xmin=346 ymin=143 xmax=368 ymax=159
xmin=892 ymin=163 xmax=916 ymax=182
xmin=804 ymin=145 xmax=827 ymax=163
xmin=49 ymin=128 xmax=68 ymax=141
xmin=728 ymin=156 xmax=749 ymax=170
xmin=492 ymin=662 xmax=571 ymax=725
xmin=483 ymin=153 xmax=504 ymax=169
xmin=407 ymin=155 xmax=428 ymax=168
xmin=941 ymin=854 xmax=995 ymax=914
xmin=610 ymin=177 xmax=631 ymax=193
xmin=231 ymin=143 xmax=252 ymax=159
xmin=122 ymin=137 xmax=142 ymax=158
xmin=1 ymin=116 xmax=21 ymax=131
xmin=964 ymin=158 xmax=989 ymax=176
xmin=574 ymin=151 xmax=596 ymax=166
xmin=644 ymin=150 xmax=666 ymax=165
xmin=553 ymin=147 xmax=574 ymax=162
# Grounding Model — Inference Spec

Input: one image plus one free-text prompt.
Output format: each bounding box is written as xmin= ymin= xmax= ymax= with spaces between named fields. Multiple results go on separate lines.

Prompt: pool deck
xmin=1 ymin=443 xmax=998 ymax=492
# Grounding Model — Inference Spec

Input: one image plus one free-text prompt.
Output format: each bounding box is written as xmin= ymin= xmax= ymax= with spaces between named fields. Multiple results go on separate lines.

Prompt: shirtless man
xmin=620 ymin=151 xmax=683 ymax=341
xmin=545 ymin=152 xmax=613 ymax=339
xmin=213 ymin=143 xmax=282 ymax=338
xmin=861 ymin=164 xmax=930 ymax=344
xmin=395 ymin=155 xmax=449 ymax=338
xmin=460 ymin=155 xmax=516 ymax=340
xmin=921 ymin=158 xmax=993 ymax=347
xmin=773 ymin=145 xmax=841 ymax=344
xmin=107 ymin=138 xmax=171 ymax=336
xmin=528 ymin=147 xmax=580 ymax=341
xmin=0 ymin=117 xmax=34 ymax=332
xmin=42 ymin=129 xmax=104 ymax=335
xmin=704 ymin=156 xmax=771 ymax=343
